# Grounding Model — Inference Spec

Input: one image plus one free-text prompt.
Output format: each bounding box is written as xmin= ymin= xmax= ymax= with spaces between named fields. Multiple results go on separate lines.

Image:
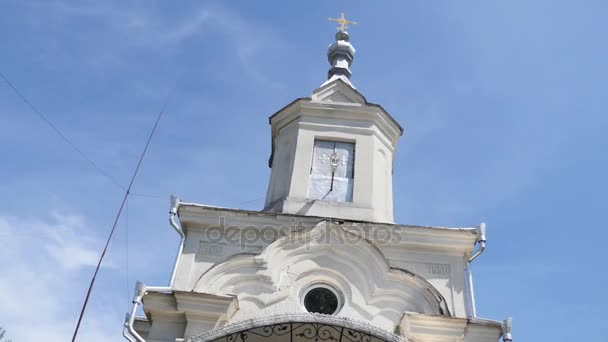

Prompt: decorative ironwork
xmin=225 ymin=323 xmax=293 ymax=342
xmin=294 ymin=323 xmax=341 ymax=341
xmin=343 ymin=328 xmax=373 ymax=342
xmin=187 ymin=313 xmax=407 ymax=342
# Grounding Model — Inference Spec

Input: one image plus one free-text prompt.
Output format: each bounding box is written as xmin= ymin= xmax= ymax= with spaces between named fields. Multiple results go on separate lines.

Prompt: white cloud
xmin=0 ymin=211 xmax=123 ymax=341
xmin=160 ymin=8 xmax=214 ymax=42
xmin=17 ymin=0 xmax=285 ymax=88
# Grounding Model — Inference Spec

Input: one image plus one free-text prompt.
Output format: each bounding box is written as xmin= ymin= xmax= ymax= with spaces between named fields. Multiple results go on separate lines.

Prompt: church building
xmin=123 ymin=14 xmax=513 ymax=342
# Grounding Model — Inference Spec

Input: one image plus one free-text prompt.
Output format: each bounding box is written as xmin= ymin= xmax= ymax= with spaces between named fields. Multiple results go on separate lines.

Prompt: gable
xmin=322 ymin=89 xmax=354 ymax=103
xmin=311 ymin=78 xmax=367 ymax=104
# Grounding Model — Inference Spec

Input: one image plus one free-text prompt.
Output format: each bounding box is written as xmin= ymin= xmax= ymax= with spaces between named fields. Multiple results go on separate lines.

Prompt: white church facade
xmin=123 ymin=16 xmax=512 ymax=342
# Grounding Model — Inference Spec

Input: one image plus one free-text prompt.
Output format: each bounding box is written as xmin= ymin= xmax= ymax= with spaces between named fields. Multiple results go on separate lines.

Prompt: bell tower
xmin=264 ymin=28 xmax=403 ymax=223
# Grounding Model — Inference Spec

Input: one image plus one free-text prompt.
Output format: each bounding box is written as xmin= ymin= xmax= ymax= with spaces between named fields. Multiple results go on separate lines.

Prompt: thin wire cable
xmin=0 ymin=71 xmax=127 ymax=191
xmin=71 ymin=92 xmax=171 ymax=341
xmin=239 ymin=197 xmax=265 ymax=205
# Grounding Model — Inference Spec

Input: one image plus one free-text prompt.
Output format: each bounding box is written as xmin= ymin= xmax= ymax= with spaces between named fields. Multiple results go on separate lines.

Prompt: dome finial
xmin=323 ymin=13 xmax=357 ymax=88
xmin=328 ymin=12 xmax=358 ymax=32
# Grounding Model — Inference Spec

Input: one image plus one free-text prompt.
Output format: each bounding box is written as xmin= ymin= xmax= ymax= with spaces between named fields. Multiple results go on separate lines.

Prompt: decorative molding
xmin=425 ymin=263 xmax=451 ymax=278
xmin=399 ymin=312 xmax=502 ymax=342
xmin=140 ymin=291 xmax=239 ymax=338
xmin=269 ymin=100 xmax=402 ymax=152
xmin=197 ymin=243 xmax=225 ymax=257
xmin=174 ymin=291 xmax=238 ymax=318
xmin=178 ymin=205 xmax=478 ymax=254
xmin=192 ymin=221 xmax=450 ymax=323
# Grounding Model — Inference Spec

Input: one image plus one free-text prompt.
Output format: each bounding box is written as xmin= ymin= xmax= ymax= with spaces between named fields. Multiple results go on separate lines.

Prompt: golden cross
xmin=328 ymin=12 xmax=357 ymax=32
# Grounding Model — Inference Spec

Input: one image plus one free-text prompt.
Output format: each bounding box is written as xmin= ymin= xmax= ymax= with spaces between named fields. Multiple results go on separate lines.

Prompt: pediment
xmin=311 ymin=79 xmax=367 ymax=104
xmin=192 ymin=221 xmax=449 ymax=329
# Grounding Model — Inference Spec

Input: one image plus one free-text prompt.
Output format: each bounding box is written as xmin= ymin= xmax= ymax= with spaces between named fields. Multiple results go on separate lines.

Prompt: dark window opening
xmin=304 ymin=287 xmax=339 ymax=315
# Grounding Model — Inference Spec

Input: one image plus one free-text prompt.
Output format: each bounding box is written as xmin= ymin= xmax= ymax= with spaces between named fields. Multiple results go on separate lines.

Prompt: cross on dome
xmin=328 ymin=12 xmax=357 ymax=32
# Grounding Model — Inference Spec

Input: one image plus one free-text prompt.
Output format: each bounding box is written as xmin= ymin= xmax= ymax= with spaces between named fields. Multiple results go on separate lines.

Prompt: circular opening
xmin=303 ymin=286 xmax=340 ymax=315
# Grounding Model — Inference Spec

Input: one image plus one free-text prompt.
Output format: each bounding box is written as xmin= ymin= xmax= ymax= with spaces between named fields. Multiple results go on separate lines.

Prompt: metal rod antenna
xmin=71 ymin=99 xmax=169 ymax=341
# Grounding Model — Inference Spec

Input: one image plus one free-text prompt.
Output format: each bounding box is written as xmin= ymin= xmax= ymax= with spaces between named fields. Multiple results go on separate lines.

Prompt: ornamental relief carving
xmin=191 ymin=221 xmax=450 ymax=326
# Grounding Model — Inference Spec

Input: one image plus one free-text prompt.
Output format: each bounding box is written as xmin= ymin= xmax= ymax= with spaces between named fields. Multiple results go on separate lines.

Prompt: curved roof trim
xmin=186 ymin=312 xmax=407 ymax=342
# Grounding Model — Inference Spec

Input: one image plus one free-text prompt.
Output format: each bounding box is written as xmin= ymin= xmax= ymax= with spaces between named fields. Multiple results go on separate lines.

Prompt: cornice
xmin=177 ymin=204 xmax=478 ymax=255
xmin=400 ymin=312 xmax=502 ymax=342
xmin=269 ymin=99 xmax=402 ymax=150
xmin=142 ymin=291 xmax=239 ymax=323
xmin=175 ymin=291 xmax=239 ymax=321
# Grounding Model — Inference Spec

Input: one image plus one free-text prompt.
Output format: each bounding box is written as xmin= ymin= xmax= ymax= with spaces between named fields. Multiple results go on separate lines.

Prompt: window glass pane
xmin=308 ymin=140 xmax=354 ymax=202
xmin=304 ymin=287 xmax=339 ymax=315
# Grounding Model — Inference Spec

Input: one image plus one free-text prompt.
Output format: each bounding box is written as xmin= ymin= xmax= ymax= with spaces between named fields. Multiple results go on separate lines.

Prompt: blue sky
xmin=0 ymin=0 xmax=607 ymax=340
